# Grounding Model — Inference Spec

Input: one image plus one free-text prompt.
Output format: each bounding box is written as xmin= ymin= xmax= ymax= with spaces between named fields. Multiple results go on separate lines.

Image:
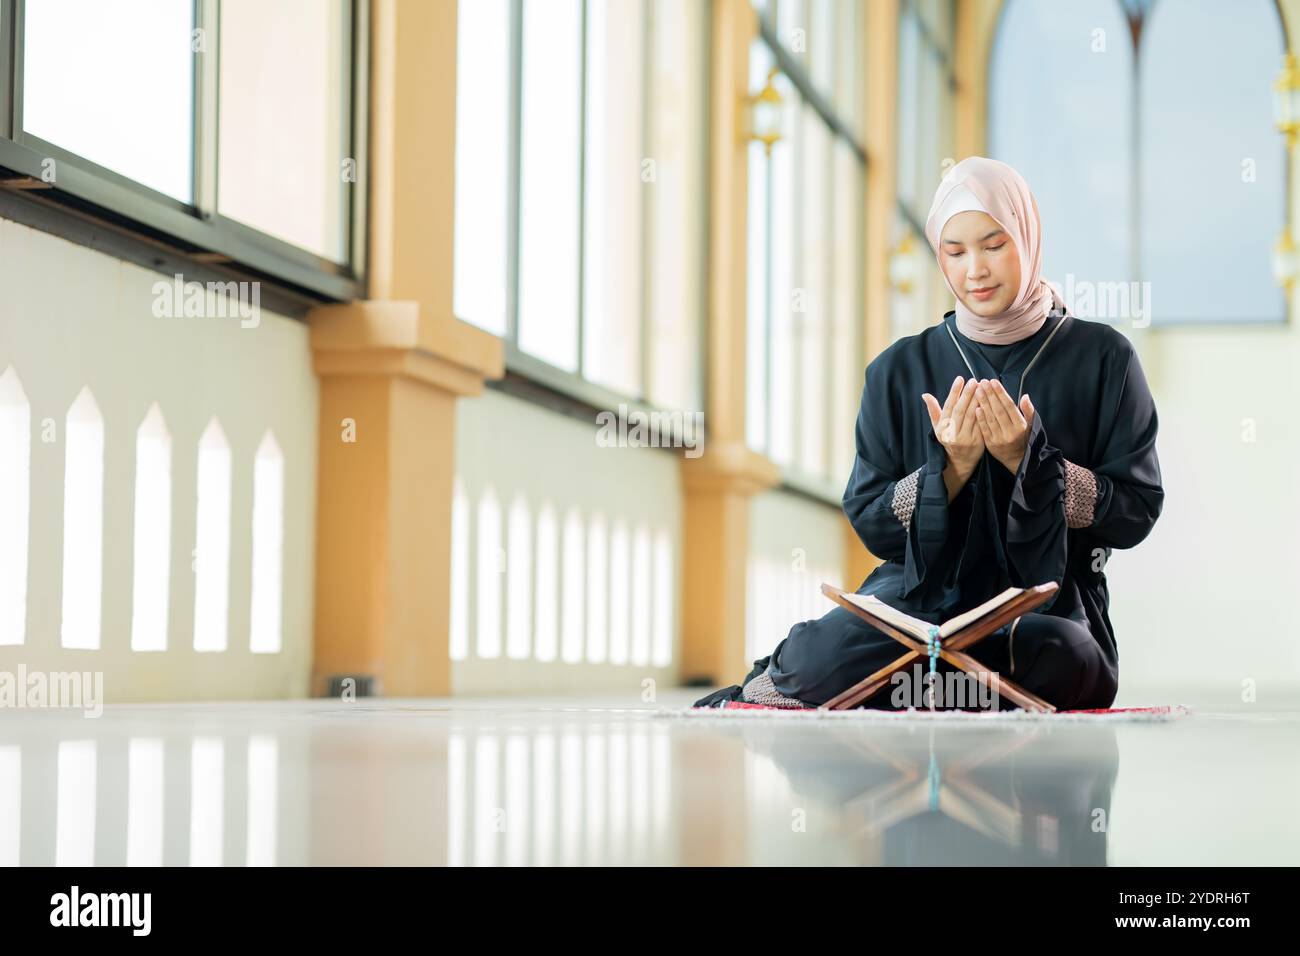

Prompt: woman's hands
xmin=922 ymin=377 xmax=984 ymax=500
xmin=921 ymin=376 xmax=1038 ymax=497
xmin=974 ymin=378 xmax=1035 ymax=474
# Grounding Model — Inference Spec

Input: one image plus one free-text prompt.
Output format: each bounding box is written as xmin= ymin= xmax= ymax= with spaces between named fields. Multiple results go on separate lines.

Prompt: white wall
xmin=1111 ymin=326 xmax=1300 ymax=700
xmin=747 ymin=489 xmax=846 ymax=665
xmin=0 ymin=218 xmax=318 ymax=701
xmin=451 ymin=388 xmax=681 ymax=696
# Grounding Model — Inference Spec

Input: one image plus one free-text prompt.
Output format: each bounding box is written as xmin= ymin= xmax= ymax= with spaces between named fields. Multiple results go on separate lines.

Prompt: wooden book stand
xmin=818 ymin=581 xmax=1060 ymax=713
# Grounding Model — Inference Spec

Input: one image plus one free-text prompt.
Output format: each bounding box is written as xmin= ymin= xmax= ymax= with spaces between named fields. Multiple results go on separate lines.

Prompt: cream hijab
xmin=924 ymin=156 xmax=1064 ymax=345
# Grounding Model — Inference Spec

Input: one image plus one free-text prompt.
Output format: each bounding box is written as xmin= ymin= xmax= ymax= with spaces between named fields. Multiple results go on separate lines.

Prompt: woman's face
xmin=939 ymin=210 xmax=1021 ymax=317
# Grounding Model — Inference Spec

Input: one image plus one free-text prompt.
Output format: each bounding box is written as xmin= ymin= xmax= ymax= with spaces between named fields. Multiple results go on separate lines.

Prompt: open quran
xmin=818 ymin=581 xmax=1060 ymax=711
xmin=841 ymin=586 xmax=1027 ymax=641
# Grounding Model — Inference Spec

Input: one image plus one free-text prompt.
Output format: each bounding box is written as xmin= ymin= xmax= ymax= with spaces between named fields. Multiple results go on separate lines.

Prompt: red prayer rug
xmin=657 ymin=703 xmax=1191 ymax=722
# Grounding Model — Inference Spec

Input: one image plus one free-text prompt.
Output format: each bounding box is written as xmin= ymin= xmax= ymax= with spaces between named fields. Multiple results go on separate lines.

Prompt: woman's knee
xmin=1079 ymin=668 xmax=1119 ymax=709
xmin=771 ymin=606 xmax=898 ymax=704
xmin=1013 ymin=618 xmax=1113 ymax=710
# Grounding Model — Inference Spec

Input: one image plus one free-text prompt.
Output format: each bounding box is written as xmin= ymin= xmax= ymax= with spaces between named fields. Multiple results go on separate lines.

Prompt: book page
xmin=937 ymin=586 xmax=1025 ymax=638
xmin=840 ymin=593 xmax=932 ymax=641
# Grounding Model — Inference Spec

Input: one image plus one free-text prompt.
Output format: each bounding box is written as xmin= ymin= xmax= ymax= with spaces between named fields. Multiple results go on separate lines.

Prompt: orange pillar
xmin=954 ymin=0 xmax=1002 ymax=161
xmin=844 ymin=0 xmax=902 ymax=591
xmin=679 ymin=0 xmax=781 ymax=685
xmin=307 ymin=0 xmax=503 ymax=696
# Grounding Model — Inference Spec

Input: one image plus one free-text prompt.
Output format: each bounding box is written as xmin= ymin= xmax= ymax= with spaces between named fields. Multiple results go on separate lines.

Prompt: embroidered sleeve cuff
xmin=1064 ymin=459 xmax=1098 ymax=529
xmin=890 ymin=466 xmax=924 ymax=530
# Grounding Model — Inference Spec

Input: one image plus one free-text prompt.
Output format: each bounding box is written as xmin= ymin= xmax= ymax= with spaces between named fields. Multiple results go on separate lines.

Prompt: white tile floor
xmin=1 ymin=686 xmax=1297 ymax=866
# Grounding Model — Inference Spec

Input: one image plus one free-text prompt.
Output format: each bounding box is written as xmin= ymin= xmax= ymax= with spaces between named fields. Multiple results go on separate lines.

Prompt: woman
xmin=696 ymin=156 xmax=1164 ymax=711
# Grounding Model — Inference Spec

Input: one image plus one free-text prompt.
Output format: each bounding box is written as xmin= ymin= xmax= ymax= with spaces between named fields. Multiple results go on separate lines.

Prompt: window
xmin=452 ymin=0 xmax=707 ymax=414
xmin=249 ymin=431 xmax=285 ymax=654
xmin=130 ymin=404 xmax=172 ymax=653
xmin=453 ymin=0 xmax=511 ymax=337
xmin=217 ymin=0 xmax=352 ymax=262
xmin=893 ymin=0 xmax=955 ymax=341
xmin=746 ymin=1 xmax=867 ymax=494
xmin=3 ymin=0 xmax=364 ymax=298
xmin=764 ymin=0 xmax=863 ymax=136
xmin=0 ymin=367 xmax=30 ymax=647
xmin=475 ymin=487 xmax=503 ymax=659
xmin=517 ymin=0 xmax=583 ymax=373
xmin=506 ymin=494 xmax=533 ymax=660
xmin=193 ymin=418 xmax=232 ymax=653
xmin=896 ymin=0 xmax=955 ymax=225
xmin=21 ymin=0 xmax=195 ymax=201
xmin=580 ymin=1 xmax=645 ymax=392
xmin=991 ymin=0 xmax=1286 ymax=324
xmin=61 ymin=387 xmax=104 ymax=651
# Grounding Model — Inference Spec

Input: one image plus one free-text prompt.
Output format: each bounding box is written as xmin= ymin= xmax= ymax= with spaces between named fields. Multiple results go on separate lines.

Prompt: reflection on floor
xmin=0 ymin=687 xmax=1296 ymax=866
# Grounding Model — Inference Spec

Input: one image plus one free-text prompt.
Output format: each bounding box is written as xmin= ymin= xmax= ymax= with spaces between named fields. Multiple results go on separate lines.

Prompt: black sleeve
xmin=1004 ymin=338 xmax=1164 ymax=602
xmin=1081 ymin=341 xmax=1165 ymax=549
xmin=841 ymin=357 xmax=959 ymax=597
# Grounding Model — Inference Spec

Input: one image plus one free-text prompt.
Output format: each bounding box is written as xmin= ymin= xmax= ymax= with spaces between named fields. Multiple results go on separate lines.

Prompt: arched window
xmin=193 ymin=418 xmax=232 ymax=653
xmin=450 ymin=477 xmax=471 ymax=662
xmin=506 ymin=494 xmax=534 ymax=661
xmin=0 ymin=367 xmax=31 ymax=647
xmin=1139 ymin=0 xmax=1286 ymax=322
xmin=991 ymin=0 xmax=1287 ymax=324
xmin=249 ymin=431 xmax=284 ymax=654
xmin=560 ymin=508 xmax=585 ymax=664
xmin=475 ymin=486 xmax=503 ymax=660
xmin=131 ymin=403 xmax=172 ymax=652
xmin=62 ymin=387 xmax=104 ymax=650
xmin=585 ymin=512 xmax=609 ymax=664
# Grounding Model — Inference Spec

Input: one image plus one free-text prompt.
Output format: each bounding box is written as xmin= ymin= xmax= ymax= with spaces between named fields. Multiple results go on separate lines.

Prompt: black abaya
xmin=696 ymin=309 xmax=1164 ymax=710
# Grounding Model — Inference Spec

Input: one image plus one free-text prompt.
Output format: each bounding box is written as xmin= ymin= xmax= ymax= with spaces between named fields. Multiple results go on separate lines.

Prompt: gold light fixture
xmin=744 ymin=67 xmax=785 ymax=154
xmin=889 ymin=232 xmax=920 ymax=294
xmin=1272 ymin=226 xmax=1298 ymax=290
xmin=1274 ymin=53 xmax=1300 ymax=147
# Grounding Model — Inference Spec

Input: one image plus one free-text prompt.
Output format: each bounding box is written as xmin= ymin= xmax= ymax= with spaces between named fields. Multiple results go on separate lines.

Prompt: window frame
xmin=748 ymin=6 xmax=868 ymax=505
xmin=461 ymin=0 xmax=711 ymax=427
xmin=897 ymin=0 xmax=956 ymax=230
xmin=988 ymin=0 xmax=1290 ymax=328
xmin=0 ymin=0 xmax=367 ymax=303
xmin=891 ymin=0 xmax=954 ymax=344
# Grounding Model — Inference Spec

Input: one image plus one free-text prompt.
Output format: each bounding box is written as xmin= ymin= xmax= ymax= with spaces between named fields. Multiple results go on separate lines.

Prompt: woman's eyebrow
xmin=943 ymin=229 xmax=1006 ymax=245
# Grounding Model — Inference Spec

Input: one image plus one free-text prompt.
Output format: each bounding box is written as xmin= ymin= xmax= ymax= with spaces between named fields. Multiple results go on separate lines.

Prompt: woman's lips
xmin=970 ymin=285 xmax=998 ymax=300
